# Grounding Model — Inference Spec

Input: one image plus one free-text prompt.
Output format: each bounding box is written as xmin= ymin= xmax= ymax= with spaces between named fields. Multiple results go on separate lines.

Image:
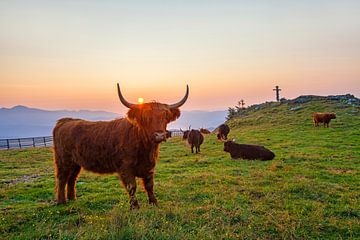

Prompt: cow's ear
xmin=127 ymin=108 xmax=141 ymax=125
xmin=168 ymin=108 xmax=181 ymax=121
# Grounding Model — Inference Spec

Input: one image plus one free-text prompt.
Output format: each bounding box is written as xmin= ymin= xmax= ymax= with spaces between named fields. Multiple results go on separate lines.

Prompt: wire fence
xmin=170 ymin=130 xmax=183 ymax=137
xmin=0 ymin=136 xmax=53 ymax=150
xmin=0 ymin=131 xmax=185 ymax=150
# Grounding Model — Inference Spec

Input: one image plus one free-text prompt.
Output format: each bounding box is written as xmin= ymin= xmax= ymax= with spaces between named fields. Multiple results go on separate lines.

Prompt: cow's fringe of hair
xmin=127 ymin=103 xmax=180 ymax=128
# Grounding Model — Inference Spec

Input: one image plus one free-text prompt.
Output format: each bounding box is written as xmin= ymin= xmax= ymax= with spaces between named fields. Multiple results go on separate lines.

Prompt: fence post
xmin=6 ymin=139 xmax=10 ymax=149
xmin=18 ymin=139 xmax=21 ymax=149
xmin=43 ymin=137 xmax=46 ymax=147
xmin=32 ymin=138 xmax=35 ymax=147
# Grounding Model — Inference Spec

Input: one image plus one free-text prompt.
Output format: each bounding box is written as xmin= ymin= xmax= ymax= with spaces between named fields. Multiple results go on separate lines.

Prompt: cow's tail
xmin=196 ymin=135 xmax=201 ymax=146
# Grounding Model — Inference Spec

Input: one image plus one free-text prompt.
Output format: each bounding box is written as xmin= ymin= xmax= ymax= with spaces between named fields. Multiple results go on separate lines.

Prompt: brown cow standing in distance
xmin=187 ymin=129 xmax=204 ymax=154
xmin=223 ymin=140 xmax=275 ymax=161
xmin=166 ymin=130 xmax=172 ymax=139
xmin=217 ymin=124 xmax=230 ymax=140
xmin=53 ymin=83 xmax=189 ymax=209
xmin=200 ymin=128 xmax=211 ymax=134
xmin=313 ymin=112 xmax=336 ymax=128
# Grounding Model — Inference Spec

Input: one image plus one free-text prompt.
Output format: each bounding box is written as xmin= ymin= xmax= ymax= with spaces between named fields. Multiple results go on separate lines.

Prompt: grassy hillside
xmin=1 ymin=97 xmax=359 ymax=239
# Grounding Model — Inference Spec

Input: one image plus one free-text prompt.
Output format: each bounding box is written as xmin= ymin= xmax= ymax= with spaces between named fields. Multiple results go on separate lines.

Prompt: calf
xmin=217 ymin=124 xmax=230 ymax=140
xmin=313 ymin=112 xmax=336 ymax=128
xmin=223 ymin=141 xmax=275 ymax=161
xmin=187 ymin=129 xmax=204 ymax=154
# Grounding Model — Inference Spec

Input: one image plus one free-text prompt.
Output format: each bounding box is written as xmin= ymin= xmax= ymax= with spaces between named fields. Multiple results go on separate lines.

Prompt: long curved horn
xmin=169 ymin=85 xmax=189 ymax=109
xmin=117 ymin=83 xmax=135 ymax=108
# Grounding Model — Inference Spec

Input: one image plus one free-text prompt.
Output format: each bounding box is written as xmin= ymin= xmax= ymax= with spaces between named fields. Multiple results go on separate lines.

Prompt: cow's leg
xmin=67 ymin=165 xmax=81 ymax=201
xmin=191 ymin=144 xmax=194 ymax=153
xmin=119 ymin=172 xmax=140 ymax=209
xmin=141 ymin=173 xmax=158 ymax=206
xmin=55 ymin=166 xmax=71 ymax=204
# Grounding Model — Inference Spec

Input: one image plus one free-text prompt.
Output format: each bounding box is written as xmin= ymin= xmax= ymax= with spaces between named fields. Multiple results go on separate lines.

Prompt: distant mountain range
xmin=0 ymin=106 xmax=227 ymax=138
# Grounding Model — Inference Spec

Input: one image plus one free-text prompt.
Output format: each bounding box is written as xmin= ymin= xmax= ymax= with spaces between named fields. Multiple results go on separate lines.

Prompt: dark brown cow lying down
xmin=223 ymin=141 xmax=275 ymax=161
xmin=53 ymin=84 xmax=188 ymax=209
xmin=313 ymin=112 xmax=336 ymax=128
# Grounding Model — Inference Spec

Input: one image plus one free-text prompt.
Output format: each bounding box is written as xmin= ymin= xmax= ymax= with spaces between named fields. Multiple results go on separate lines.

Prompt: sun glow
xmin=137 ymin=97 xmax=144 ymax=104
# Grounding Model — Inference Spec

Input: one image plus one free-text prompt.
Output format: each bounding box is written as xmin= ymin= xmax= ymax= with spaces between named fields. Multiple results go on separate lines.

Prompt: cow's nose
xmin=153 ymin=132 xmax=167 ymax=143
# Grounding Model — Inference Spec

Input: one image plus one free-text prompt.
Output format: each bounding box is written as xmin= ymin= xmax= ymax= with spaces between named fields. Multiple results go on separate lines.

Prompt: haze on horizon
xmin=1 ymin=0 xmax=359 ymax=115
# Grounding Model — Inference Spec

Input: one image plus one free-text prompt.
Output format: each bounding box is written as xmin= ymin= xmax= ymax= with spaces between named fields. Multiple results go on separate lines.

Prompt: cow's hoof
xmin=130 ymin=205 xmax=140 ymax=210
xmin=130 ymin=201 xmax=140 ymax=210
xmin=56 ymin=200 xmax=66 ymax=205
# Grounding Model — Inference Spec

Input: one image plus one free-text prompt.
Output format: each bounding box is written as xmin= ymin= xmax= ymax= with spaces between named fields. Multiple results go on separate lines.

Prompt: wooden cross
xmin=239 ymin=99 xmax=245 ymax=109
xmin=273 ymin=86 xmax=281 ymax=102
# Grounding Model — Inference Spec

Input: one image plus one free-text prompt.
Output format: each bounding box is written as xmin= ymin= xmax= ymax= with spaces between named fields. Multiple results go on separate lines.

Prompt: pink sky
xmin=1 ymin=1 xmax=359 ymax=114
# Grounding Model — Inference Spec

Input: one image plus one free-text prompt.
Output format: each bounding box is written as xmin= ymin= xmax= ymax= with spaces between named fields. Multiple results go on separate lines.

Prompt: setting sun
xmin=137 ymin=97 xmax=144 ymax=104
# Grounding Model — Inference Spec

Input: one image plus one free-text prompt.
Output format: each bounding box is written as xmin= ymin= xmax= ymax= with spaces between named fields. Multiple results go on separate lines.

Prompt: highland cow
xmin=187 ymin=129 xmax=204 ymax=154
xmin=223 ymin=140 xmax=275 ymax=161
xmin=200 ymin=128 xmax=211 ymax=134
xmin=53 ymin=83 xmax=189 ymax=209
xmin=313 ymin=112 xmax=336 ymax=128
xmin=217 ymin=124 xmax=230 ymax=140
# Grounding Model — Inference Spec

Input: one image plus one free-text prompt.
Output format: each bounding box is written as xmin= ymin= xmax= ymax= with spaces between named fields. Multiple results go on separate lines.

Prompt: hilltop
xmin=0 ymin=95 xmax=359 ymax=239
xmin=227 ymin=94 xmax=359 ymax=121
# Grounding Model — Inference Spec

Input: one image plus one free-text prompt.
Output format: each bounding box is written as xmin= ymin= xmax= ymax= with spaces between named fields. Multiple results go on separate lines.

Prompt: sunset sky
xmin=1 ymin=0 xmax=359 ymax=114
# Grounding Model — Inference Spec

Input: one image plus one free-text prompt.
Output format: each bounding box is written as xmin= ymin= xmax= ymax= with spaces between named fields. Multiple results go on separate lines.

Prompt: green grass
xmin=1 ymin=99 xmax=359 ymax=239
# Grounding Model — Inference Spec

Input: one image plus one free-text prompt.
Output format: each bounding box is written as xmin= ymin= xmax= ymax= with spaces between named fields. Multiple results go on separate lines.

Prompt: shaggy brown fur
xmin=217 ymin=124 xmax=230 ymax=140
xmin=200 ymin=128 xmax=211 ymax=134
xmin=224 ymin=141 xmax=275 ymax=161
xmin=53 ymin=103 xmax=181 ymax=209
xmin=187 ymin=130 xmax=204 ymax=154
xmin=313 ymin=112 xmax=336 ymax=128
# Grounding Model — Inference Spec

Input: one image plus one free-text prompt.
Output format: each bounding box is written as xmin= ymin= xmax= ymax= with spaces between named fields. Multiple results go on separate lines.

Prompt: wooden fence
xmin=0 ymin=136 xmax=53 ymax=150
xmin=0 ymin=131 xmax=184 ymax=150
